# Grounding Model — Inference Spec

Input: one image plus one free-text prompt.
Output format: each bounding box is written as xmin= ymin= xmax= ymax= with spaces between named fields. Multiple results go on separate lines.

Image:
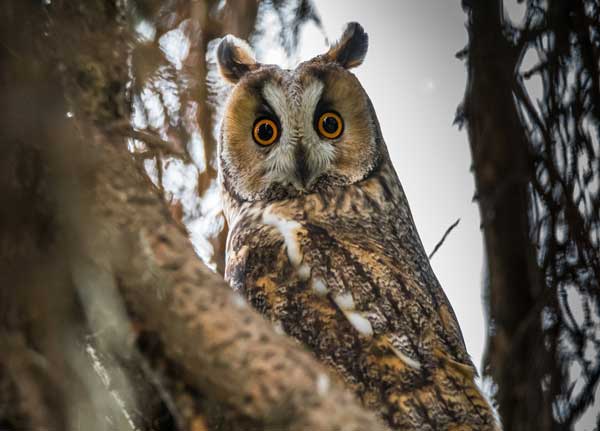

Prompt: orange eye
xmin=253 ymin=118 xmax=279 ymax=146
xmin=316 ymin=111 xmax=343 ymax=139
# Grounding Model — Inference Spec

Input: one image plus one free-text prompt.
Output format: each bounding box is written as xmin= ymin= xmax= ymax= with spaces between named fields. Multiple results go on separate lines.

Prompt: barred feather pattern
xmin=223 ymin=157 xmax=499 ymax=430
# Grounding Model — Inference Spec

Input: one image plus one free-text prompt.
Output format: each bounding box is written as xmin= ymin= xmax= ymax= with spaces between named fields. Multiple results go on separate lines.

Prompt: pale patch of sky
xmin=156 ymin=156 xmax=223 ymax=269
xmin=187 ymin=181 xmax=224 ymax=270
xmin=136 ymin=22 xmax=222 ymax=269
xmin=159 ymin=26 xmax=190 ymax=71
xmin=139 ymin=87 xmax=166 ymax=130
xmin=132 ymin=95 xmax=148 ymax=129
xmin=251 ymin=3 xmax=290 ymax=67
xmin=215 ymin=0 xmax=227 ymax=15
xmin=574 ymin=383 xmax=600 ymax=430
xmin=188 ymin=129 xmax=207 ymax=173
xmin=519 ymin=45 xmax=545 ymax=133
xmin=143 ymin=158 xmax=159 ymax=185
xmin=161 ymin=158 xmax=200 ymax=212
xmin=135 ymin=19 xmax=156 ymax=43
xmin=423 ymin=78 xmax=436 ymax=94
xmin=154 ymin=71 xmax=181 ymax=126
xmin=504 ymin=0 xmax=528 ymax=26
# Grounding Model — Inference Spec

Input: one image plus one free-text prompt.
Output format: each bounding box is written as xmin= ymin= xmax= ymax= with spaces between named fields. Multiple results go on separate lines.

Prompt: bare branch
xmin=428 ymin=218 xmax=460 ymax=260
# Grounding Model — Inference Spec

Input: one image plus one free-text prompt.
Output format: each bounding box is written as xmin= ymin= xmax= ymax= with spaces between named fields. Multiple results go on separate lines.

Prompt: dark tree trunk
xmin=462 ymin=1 xmax=559 ymax=430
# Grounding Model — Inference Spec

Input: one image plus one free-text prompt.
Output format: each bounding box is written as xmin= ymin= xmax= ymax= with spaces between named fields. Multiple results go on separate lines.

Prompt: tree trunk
xmin=462 ymin=1 xmax=558 ymax=429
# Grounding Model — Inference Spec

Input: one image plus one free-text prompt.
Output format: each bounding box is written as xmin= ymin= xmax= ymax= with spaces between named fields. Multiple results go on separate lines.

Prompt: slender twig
xmin=108 ymin=122 xmax=191 ymax=162
xmin=428 ymin=218 xmax=461 ymax=260
xmin=127 ymin=129 xmax=190 ymax=162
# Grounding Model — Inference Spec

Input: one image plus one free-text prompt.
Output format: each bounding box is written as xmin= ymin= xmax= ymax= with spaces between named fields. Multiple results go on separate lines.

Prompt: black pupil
xmin=257 ymin=122 xmax=274 ymax=141
xmin=322 ymin=115 xmax=339 ymax=134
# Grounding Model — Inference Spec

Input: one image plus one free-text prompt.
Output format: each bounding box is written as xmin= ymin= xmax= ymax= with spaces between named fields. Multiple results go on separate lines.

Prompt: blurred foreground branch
xmin=85 ymin=128 xmax=384 ymax=431
xmin=0 ymin=2 xmax=383 ymax=430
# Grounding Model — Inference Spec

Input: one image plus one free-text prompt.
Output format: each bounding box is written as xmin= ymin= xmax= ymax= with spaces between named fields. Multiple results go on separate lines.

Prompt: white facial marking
xmin=259 ymin=79 xmax=335 ymax=189
xmin=301 ymin=80 xmax=324 ymax=122
xmin=301 ymin=80 xmax=335 ymax=185
xmin=262 ymin=82 xmax=298 ymax=186
xmin=263 ymin=82 xmax=289 ymax=122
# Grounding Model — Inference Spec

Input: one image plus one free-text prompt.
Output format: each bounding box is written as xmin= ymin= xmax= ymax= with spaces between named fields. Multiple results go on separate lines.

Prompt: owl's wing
xmin=308 ymin=222 xmax=495 ymax=428
xmin=322 ymin=223 xmax=472 ymax=366
xmin=226 ymin=211 xmax=497 ymax=430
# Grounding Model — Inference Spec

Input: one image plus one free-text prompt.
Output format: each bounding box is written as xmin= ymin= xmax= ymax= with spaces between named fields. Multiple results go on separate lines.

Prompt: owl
xmin=216 ymin=23 xmax=498 ymax=430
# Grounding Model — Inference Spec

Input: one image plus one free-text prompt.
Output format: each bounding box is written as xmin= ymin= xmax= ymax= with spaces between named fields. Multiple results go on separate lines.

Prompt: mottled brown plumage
xmin=217 ymin=23 xmax=498 ymax=430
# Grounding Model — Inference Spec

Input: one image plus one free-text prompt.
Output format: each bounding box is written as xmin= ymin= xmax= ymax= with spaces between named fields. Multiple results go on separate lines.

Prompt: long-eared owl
xmin=216 ymin=22 xmax=498 ymax=430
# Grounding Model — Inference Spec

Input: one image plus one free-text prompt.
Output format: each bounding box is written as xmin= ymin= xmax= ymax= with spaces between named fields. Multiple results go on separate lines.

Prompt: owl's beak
xmin=294 ymin=145 xmax=310 ymax=190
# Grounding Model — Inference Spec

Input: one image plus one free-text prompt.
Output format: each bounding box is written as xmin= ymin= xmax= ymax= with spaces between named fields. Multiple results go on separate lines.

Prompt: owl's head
xmin=217 ymin=22 xmax=383 ymax=202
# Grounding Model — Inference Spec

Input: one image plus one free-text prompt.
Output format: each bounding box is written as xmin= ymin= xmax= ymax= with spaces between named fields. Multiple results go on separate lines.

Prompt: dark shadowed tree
xmin=461 ymin=0 xmax=600 ymax=429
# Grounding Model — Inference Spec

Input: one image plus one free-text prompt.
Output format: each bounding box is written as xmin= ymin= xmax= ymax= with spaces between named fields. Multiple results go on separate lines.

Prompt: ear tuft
xmin=217 ymin=35 xmax=258 ymax=84
xmin=325 ymin=22 xmax=368 ymax=69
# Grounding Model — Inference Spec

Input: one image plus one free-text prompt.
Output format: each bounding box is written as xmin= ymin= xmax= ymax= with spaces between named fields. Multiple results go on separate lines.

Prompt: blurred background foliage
xmin=126 ymin=0 xmax=323 ymax=274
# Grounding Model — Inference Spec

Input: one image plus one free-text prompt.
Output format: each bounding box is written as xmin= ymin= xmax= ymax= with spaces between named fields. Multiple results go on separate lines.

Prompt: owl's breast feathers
xmin=224 ymin=163 xmax=497 ymax=430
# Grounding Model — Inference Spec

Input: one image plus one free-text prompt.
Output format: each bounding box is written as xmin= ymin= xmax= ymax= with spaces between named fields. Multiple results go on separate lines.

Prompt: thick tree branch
xmin=75 ymin=130 xmax=386 ymax=431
